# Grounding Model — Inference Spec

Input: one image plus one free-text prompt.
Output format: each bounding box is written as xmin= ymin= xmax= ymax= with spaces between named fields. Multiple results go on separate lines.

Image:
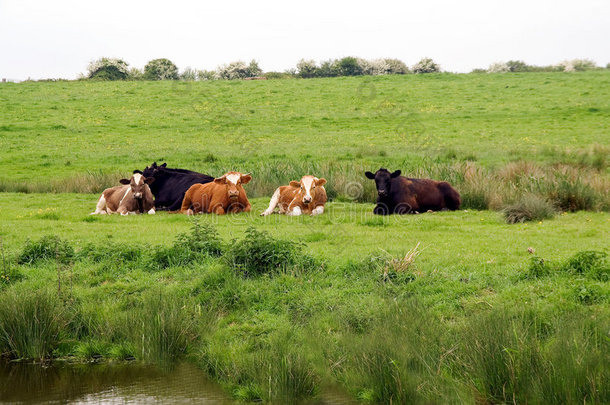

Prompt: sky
xmin=1 ymin=0 xmax=609 ymax=80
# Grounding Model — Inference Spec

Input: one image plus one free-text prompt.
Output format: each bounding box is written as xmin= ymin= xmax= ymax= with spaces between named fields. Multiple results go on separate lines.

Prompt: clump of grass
xmin=133 ymin=290 xmax=195 ymax=363
xmin=548 ymin=177 xmax=599 ymax=212
xmin=78 ymin=242 xmax=143 ymax=263
xmin=0 ymin=289 xmax=69 ymax=359
xmin=502 ymin=194 xmax=556 ymax=223
xmin=226 ymin=227 xmax=315 ymax=277
xmin=18 ymin=235 xmax=74 ymax=265
xmin=379 ymin=243 xmax=421 ymax=283
xmin=561 ymin=250 xmax=608 ymax=281
xmin=174 ymin=219 xmax=223 ymax=257
xmin=74 ymin=339 xmax=109 ymax=360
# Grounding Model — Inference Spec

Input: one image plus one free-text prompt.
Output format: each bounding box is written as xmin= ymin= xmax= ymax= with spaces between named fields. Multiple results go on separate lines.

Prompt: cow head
xmin=120 ymin=172 xmax=155 ymax=199
xmin=141 ymin=162 xmax=167 ymax=178
xmin=214 ymin=172 xmax=252 ymax=200
xmin=365 ymin=168 xmax=401 ymax=198
xmin=290 ymin=175 xmax=326 ymax=204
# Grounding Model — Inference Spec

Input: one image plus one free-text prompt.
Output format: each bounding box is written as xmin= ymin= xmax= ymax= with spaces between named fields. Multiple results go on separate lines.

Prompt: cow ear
xmin=214 ymin=176 xmax=226 ymax=184
xmin=365 ymin=171 xmax=375 ymax=179
xmin=160 ymin=163 xmax=167 ymax=168
xmin=316 ymin=178 xmax=327 ymax=186
xmin=152 ymin=162 xmax=157 ymax=168
xmin=391 ymin=170 xmax=401 ymax=178
xmin=290 ymin=181 xmax=301 ymax=187
xmin=144 ymin=177 xmax=155 ymax=185
xmin=119 ymin=179 xmax=130 ymax=185
xmin=240 ymin=174 xmax=252 ymax=184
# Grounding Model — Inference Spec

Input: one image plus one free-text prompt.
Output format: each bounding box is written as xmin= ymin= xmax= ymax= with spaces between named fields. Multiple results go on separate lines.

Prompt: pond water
xmin=0 ymin=361 xmax=357 ymax=404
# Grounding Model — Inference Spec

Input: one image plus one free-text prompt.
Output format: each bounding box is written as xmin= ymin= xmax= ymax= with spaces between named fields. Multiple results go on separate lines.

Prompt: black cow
xmin=141 ymin=162 xmax=214 ymax=211
xmin=365 ymin=168 xmax=461 ymax=215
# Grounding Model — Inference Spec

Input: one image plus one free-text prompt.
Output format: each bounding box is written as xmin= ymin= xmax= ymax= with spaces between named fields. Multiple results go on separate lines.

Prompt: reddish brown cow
xmin=260 ymin=175 xmax=327 ymax=216
xmin=91 ymin=172 xmax=155 ymax=215
xmin=180 ymin=171 xmax=252 ymax=215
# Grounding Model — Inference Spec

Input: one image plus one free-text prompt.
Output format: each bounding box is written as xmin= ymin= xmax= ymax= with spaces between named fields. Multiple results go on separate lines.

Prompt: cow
xmin=91 ymin=172 xmax=156 ymax=215
xmin=365 ymin=168 xmax=460 ymax=215
xmin=140 ymin=162 xmax=214 ymax=211
xmin=260 ymin=175 xmax=327 ymax=216
xmin=180 ymin=171 xmax=252 ymax=215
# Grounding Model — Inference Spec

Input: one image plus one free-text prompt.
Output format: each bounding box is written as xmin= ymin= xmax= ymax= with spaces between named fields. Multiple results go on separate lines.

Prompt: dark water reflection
xmin=0 ymin=361 xmax=357 ymax=404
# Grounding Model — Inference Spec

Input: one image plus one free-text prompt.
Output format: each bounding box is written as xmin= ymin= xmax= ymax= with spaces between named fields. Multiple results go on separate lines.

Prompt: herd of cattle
xmin=91 ymin=162 xmax=461 ymax=216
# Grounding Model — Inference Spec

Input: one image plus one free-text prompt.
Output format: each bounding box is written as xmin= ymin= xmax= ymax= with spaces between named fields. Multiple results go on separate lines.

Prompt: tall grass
xmin=0 ymin=289 xmax=69 ymax=359
xmin=1 ymin=159 xmax=606 ymax=212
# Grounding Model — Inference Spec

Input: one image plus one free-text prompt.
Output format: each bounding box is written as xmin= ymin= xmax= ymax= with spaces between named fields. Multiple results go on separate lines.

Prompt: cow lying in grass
xmin=260 ymin=175 xmax=327 ymax=216
xmin=91 ymin=172 xmax=155 ymax=215
xmin=180 ymin=171 xmax=252 ymax=215
xmin=365 ymin=168 xmax=460 ymax=215
xmin=141 ymin=162 xmax=214 ymax=211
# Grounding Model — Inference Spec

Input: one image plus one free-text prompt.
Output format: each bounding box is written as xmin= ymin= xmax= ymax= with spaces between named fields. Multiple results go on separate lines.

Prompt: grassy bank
xmin=1 ymin=195 xmax=608 ymax=403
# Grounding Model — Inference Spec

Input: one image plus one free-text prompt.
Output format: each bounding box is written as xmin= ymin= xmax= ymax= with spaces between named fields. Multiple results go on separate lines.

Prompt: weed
xmin=18 ymin=235 xmax=74 ymax=265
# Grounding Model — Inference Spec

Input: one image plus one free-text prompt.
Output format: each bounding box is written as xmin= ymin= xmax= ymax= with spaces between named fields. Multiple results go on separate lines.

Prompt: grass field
xmin=0 ymin=73 xmax=609 ymax=403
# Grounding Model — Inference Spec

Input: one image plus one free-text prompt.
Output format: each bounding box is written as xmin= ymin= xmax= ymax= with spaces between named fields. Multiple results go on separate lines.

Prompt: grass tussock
xmin=18 ymin=235 xmax=74 ymax=265
xmin=0 ymin=289 xmax=69 ymax=359
xmin=503 ymin=194 xmax=557 ymax=223
xmin=525 ymin=250 xmax=609 ymax=281
xmin=226 ymin=227 xmax=317 ymax=277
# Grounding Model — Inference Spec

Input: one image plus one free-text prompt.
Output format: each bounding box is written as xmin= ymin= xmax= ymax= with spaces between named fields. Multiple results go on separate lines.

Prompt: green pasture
xmin=0 ymin=72 xmax=608 ymax=403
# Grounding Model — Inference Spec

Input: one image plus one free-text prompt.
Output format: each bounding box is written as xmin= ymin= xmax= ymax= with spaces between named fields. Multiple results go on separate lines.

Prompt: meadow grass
xmin=1 ymin=72 xmax=609 ymax=402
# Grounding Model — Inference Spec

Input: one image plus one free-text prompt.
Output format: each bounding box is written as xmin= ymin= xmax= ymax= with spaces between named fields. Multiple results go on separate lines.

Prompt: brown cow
xmin=180 ymin=171 xmax=252 ymax=215
xmin=260 ymin=175 xmax=327 ymax=216
xmin=91 ymin=172 xmax=155 ymax=215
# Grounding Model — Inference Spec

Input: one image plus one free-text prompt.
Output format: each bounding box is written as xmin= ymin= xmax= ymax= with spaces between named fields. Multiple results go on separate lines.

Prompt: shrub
xmin=335 ymin=57 xmax=363 ymax=76
xmin=86 ymin=57 xmax=129 ymax=80
xmin=377 ymin=58 xmax=409 ymax=75
xmin=18 ymin=235 xmax=74 ymax=264
xmin=128 ymin=67 xmax=144 ymax=80
xmin=487 ymin=62 xmax=509 ymax=73
xmin=548 ymin=178 xmax=598 ymax=212
xmin=175 ymin=219 xmax=223 ymax=256
xmin=502 ymin=194 xmax=557 ymax=223
xmin=506 ymin=60 xmax=530 ymax=72
xmin=197 ymin=69 xmax=216 ymax=81
xmin=180 ymin=67 xmax=198 ymax=81
xmin=144 ymin=58 xmax=179 ymax=80
xmin=317 ymin=60 xmax=339 ymax=77
xmin=296 ymin=59 xmax=318 ymax=78
xmin=215 ymin=60 xmax=262 ymax=80
xmin=556 ymin=59 xmax=597 ymax=72
xmin=263 ymin=71 xmax=293 ymax=79
xmin=226 ymin=227 xmax=313 ymax=276
xmin=0 ymin=289 xmax=69 ymax=359
xmin=412 ymin=57 xmax=440 ymax=73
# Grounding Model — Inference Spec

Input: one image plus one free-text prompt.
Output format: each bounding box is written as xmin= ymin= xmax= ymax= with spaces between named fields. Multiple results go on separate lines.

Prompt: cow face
xmin=119 ymin=173 xmax=155 ymax=199
xmin=214 ymin=172 xmax=252 ymax=200
xmin=141 ymin=162 xmax=167 ymax=178
xmin=289 ymin=176 xmax=326 ymax=204
xmin=365 ymin=168 xmax=401 ymax=197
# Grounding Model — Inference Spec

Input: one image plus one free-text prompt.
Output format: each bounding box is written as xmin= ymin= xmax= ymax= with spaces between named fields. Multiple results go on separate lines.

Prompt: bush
xmin=412 ymin=57 xmax=440 ymax=74
xmin=18 ymin=235 xmax=74 ymax=264
xmin=317 ymin=60 xmax=339 ymax=77
xmin=226 ymin=227 xmax=314 ymax=276
xmin=487 ymin=62 xmax=509 ymax=73
xmin=556 ymin=59 xmax=597 ymax=72
xmin=548 ymin=178 xmax=598 ymax=212
xmin=506 ymin=60 xmax=530 ymax=72
xmin=215 ymin=60 xmax=262 ymax=80
xmin=197 ymin=69 xmax=216 ymax=81
xmin=180 ymin=67 xmax=198 ymax=81
xmin=334 ymin=57 xmax=363 ymax=76
xmin=86 ymin=57 xmax=129 ymax=80
xmin=128 ymin=67 xmax=144 ymax=80
xmin=144 ymin=58 xmax=179 ymax=80
xmin=376 ymin=58 xmax=409 ymax=75
xmin=502 ymin=194 xmax=557 ymax=223
xmin=296 ymin=59 xmax=318 ymax=78
xmin=175 ymin=220 xmax=223 ymax=256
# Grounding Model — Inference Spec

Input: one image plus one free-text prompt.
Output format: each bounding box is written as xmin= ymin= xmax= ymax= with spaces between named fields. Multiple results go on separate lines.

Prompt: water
xmin=0 ymin=361 xmax=357 ymax=404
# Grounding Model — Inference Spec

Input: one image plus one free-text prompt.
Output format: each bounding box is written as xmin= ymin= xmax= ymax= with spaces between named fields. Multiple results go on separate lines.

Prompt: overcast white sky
xmin=1 ymin=0 xmax=608 ymax=80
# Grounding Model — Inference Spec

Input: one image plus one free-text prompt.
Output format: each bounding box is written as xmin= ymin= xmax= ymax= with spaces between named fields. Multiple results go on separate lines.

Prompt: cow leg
xmin=287 ymin=206 xmax=302 ymax=216
xmin=261 ymin=188 xmax=280 ymax=216
xmin=213 ymin=205 xmax=226 ymax=215
xmin=91 ymin=194 xmax=108 ymax=215
xmin=311 ymin=205 xmax=324 ymax=216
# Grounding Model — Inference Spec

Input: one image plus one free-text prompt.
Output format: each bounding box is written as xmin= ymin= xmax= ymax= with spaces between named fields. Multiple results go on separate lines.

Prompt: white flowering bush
xmin=87 ymin=57 xmax=130 ymax=80
xmin=412 ymin=58 xmax=440 ymax=74
xmin=556 ymin=59 xmax=597 ymax=72
xmin=144 ymin=59 xmax=179 ymax=80
xmin=197 ymin=70 xmax=216 ymax=81
xmin=487 ymin=62 xmax=510 ymax=73
xmin=296 ymin=59 xmax=318 ymax=78
xmin=368 ymin=58 xmax=409 ymax=75
xmin=180 ymin=67 xmax=197 ymax=81
xmin=215 ymin=60 xmax=262 ymax=80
